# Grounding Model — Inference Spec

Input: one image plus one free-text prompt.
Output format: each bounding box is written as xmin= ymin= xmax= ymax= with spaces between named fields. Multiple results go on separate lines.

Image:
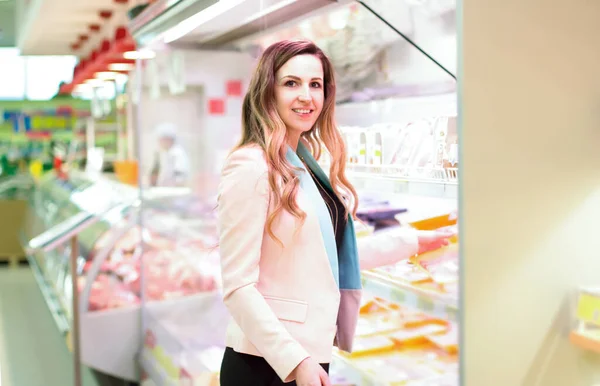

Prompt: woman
xmin=217 ymin=40 xmax=450 ymax=386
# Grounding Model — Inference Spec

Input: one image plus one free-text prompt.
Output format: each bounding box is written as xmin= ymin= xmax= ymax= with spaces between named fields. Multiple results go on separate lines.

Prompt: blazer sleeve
xmin=357 ymin=226 xmax=419 ymax=270
xmin=217 ymin=148 xmax=310 ymax=382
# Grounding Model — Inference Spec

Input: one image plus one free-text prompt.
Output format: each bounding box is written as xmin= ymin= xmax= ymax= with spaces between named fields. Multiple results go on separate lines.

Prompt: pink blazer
xmin=217 ymin=145 xmax=419 ymax=382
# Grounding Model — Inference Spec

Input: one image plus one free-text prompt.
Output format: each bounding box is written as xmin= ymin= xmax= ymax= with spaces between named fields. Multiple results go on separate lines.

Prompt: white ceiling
xmin=18 ymin=0 xmax=141 ymax=56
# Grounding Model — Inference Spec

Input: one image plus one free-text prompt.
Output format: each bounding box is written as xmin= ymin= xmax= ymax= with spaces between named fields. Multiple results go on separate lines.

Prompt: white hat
xmin=155 ymin=122 xmax=177 ymax=140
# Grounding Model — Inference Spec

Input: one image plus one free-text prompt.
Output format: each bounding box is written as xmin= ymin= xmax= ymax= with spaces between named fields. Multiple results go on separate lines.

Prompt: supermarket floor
xmin=0 ymin=266 xmax=133 ymax=386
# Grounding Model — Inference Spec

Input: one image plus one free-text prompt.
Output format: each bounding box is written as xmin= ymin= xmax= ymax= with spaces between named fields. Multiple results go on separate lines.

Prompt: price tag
xmin=417 ymin=296 xmax=435 ymax=312
xmin=394 ymin=180 xmax=409 ymax=193
xmin=390 ymin=288 xmax=407 ymax=304
xmin=152 ymin=346 xmax=179 ymax=379
xmin=446 ymin=307 xmax=459 ymax=322
xmin=577 ymin=293 xmax=600 ymax=326
xmin=66 ymin=330 xmax=73 ymax=352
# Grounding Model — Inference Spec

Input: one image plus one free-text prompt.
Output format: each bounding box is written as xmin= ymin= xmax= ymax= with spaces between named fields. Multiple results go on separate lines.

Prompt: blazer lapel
xmin=296 ymin=142 xmax=361 ymax=289
xmin=286 ymin=145 xmax=340 ymax=288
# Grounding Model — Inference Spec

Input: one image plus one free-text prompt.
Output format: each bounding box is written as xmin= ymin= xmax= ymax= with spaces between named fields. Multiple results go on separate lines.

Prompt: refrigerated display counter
xmin=21 ymin=172 xmax=228 ymax=381
xmin=125 ymin=0 xmax=459 ymax=384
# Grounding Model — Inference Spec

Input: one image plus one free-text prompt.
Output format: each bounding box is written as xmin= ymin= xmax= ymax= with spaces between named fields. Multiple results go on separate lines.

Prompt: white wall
xmin=136 ymin=50 xmax=254 ymax=196
xmin=462 ymin=0 xmax=600 ymax=385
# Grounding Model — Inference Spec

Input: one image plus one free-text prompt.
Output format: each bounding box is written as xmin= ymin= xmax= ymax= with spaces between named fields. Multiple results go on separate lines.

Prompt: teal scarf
xmin=285 ymin=143 xmax=362 ymax=291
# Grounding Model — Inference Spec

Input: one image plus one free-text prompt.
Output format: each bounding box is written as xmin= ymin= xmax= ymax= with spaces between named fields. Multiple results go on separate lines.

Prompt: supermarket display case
xmin=128 ymin=0 xmax=458 ymax=384
xmin=21 ymin=170 xmax=226 ymax=382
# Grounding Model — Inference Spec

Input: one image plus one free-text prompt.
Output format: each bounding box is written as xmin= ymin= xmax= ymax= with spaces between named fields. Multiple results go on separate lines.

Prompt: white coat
xmin=156 ymin=144 xmax=190 ymax=187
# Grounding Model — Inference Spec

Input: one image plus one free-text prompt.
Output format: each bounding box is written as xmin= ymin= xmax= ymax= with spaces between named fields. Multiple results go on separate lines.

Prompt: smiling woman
xmin=217 ymin=39 xmax=450 ymax=386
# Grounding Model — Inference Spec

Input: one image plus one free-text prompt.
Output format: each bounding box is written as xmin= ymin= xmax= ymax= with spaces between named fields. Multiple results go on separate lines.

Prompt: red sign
xmin=226 ymin=80 xmax=243 ymax=97
xmin=208 ymin=98 xmax=225 ymax=115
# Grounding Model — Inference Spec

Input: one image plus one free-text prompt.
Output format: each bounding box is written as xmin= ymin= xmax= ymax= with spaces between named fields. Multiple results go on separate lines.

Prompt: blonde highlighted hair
xmin=237 ymin=39 xmax=358 ymax=242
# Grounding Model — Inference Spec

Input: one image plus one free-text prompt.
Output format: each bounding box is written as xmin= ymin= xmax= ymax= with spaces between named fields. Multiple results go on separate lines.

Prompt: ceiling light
xmin=109 ymin=63 xmax=135 ymax=71
xmin=123 ymin=49 xmax=156 ymax=60
xmin=95 ymin=71 xmax=125 ymax=80
xmin=163 ymin=0 xmax=247 ymax=43
xmin=74 ymin=84 xmax=92 ymax=92
xmin=84 ymin=78 xmax=107 ymax=87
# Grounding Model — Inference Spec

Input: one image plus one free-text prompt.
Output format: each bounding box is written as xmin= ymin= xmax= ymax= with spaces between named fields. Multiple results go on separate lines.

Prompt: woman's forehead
xmin=277 ymin=54 xmax=323 ymax=79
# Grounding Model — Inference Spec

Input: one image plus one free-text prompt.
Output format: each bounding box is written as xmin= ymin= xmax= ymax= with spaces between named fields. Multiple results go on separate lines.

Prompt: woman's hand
xmin=293 ymin=357 xmax=331 ymax=386
xmin=417 ymin=230 xmax=453 ymax=254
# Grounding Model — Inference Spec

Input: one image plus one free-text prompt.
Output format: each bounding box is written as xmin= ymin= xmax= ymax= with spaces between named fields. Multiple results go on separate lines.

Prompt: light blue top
xmin=286 ymin=145 xmax=340 ymax=287
xmin=285 ymin=143 xmax=362 ymax=291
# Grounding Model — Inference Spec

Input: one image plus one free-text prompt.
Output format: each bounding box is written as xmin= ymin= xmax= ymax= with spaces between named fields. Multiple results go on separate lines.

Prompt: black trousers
xmin=220 ymin=347 xmax=330 ymax=386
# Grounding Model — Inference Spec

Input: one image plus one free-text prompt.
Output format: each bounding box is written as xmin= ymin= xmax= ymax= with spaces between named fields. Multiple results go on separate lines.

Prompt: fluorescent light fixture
xmin=95 ymin=71 xmax=119 ymax=80
xmin=163 ymin=0 xmax=247 ymax=43
xmin=73 ymin=84 xmax=95 ymax=99
xmin=239 ymin=0 xmax=295 ymax=25
xmin=123 ymin=49 xmax=156 ymax=60
xmin=95 ymin=71 xmax=129 ymax=81
xmin=109 ymin=63 xmax=135 ymax=71
xmin=84 ymin=78 xmax=107 ymax=87
xmin=74 ymin=84 xmax=92 ymax=91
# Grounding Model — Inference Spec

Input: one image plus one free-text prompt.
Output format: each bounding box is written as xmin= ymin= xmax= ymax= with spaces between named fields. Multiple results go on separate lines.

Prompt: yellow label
xmin=66 ymin=331 xmax=73 ymax=353
xmin=577 ymin=293 xmax=600 ymax=326
xmin=152 ymin=346 xmax=179 ymax=379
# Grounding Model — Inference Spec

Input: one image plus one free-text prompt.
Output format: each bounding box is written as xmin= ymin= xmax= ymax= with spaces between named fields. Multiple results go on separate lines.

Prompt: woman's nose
xmin=297 ymin=86 xmax=311 ymax=102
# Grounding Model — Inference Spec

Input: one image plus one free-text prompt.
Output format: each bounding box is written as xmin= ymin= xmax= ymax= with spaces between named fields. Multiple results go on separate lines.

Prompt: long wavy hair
xmin=236 ymin=39 xmax=359 ymax=243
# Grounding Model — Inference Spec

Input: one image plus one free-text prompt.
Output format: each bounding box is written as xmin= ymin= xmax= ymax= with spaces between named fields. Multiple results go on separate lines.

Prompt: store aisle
xmin=0 ymin=267 xmax=100 ymax=386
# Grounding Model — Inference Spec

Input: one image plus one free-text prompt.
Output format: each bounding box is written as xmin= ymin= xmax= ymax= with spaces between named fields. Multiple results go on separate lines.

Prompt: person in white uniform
xmin=149 ymin=123 xmax=191 ymax=187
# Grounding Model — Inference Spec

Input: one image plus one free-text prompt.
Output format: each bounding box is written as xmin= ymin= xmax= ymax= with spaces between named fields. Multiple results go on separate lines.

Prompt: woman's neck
xmin=286 ymin=131 xmax=301 ymax=152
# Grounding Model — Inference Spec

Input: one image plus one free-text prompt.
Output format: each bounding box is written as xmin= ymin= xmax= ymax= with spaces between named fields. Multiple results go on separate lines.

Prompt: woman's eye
xmin=311 ymin=82 xmax=322 ymax=88
xmin=284 ymin=80 xmax=297 ymax=87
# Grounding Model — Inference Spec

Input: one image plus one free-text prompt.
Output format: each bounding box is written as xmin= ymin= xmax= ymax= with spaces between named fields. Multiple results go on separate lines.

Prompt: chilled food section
xmin=332 ymin=295 xmax=458 ymax=386
xmin=23 ymin=148 xmax=458 ymax=385
xmin=17 ymin=0 xmax=460 ymax=384
xmin=21 ymin=171 xmax=226 ymax=381
xmin=125 ymin=0 xmax=459 ymax=385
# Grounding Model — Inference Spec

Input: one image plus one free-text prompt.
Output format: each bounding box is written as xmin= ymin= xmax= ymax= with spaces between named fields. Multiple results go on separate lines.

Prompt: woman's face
xmin=274 ymin=54 xmax=325 ymax=143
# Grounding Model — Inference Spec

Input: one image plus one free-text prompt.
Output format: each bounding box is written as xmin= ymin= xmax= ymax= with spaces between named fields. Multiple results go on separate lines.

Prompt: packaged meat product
xmin=359 ymin=296 xmax=401 ymax=314
xmin=356 ymin=355 xmax=436 ymax=384
xmin=408 ymin=375 xmax=459 ymax=386
xmin=85 ymin=273 xmax=140 ymax=311
xmin=106 ymin=287 xmax=141 ymax=309
xmin=114 ymin=227 xmax=142 ymax=253
xmin=355 ymin=315 xmax=403 ymax=337
xmin=347 ymin=335 xmax=396 ymax=357
xmin=388 ymin=324 xmax=448 ymax=346
xmin=426 ymin=327 xmax=459 ymax=354
xmin=390 ymin=120 xmax=430 ymax=166
xmin=412 ymin=244 xmax=459 ymax=285
xmin=378 ymin=260 xmax=431 ymax=283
